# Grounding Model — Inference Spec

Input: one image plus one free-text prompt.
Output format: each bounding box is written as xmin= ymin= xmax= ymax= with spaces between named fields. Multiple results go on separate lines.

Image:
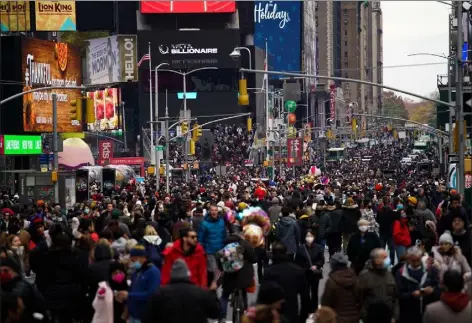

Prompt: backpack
xmin=143 ymin=241 xmax=162 ymax=269
xmin=217 ymin=242 xmax=244 ymax=273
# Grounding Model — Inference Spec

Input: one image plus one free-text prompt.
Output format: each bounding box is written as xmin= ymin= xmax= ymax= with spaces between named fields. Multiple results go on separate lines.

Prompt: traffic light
xmin=197 ymin=127 xmax=202 ymax=137
xmin=190 ymin=140 xmax=195 ymax=155
xmin=85 ymin=98 xmax=94 ymax=124
xmin=247 ymin=117 xmax=252 ymax=132
xmin=238 ymin=78 xmax=249 ymax=106
xmin=181 ymin=122 xmax=188 ymax=134
xmin=453 ymin=121 xmax=467 ymax=152
xmin=70 ymin=98 xmax=83 ymax=122
xmin=192 ymin=123 xmax=198 ymax=141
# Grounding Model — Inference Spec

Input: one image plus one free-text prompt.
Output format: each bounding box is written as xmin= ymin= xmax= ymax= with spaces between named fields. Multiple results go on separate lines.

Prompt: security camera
xmin=229 ymin=49 xmax=241 ymax=61
xmin=463 ymin=2 xmax=471 ymax=11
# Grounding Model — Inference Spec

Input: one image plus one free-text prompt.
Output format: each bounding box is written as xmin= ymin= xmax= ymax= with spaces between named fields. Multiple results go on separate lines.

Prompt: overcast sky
xmin=382 ymin=1 xmax=449 ymax=101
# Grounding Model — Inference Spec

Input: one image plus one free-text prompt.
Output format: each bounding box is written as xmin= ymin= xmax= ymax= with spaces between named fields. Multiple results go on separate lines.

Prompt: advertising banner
xmin=86 ymin=88 xmax=121 ymax=131
xmin=329 ymin=83 xmax=336 ymax=125
xmin=287 ymin=137 xmax=302 ymax=167
xmin=75 ymin=169 xmax=89 ymax=202
xmin=84 ymin=35 xmax=138 ymax=85
xmin=138 ymin=30 xmax=240 ymax=69
xmin=98 ymin=140 xmax=114 ymax=165
xmin=22 ymin=38 xmax=82 ymax=132
xmin=35 ymin=1 xmax=76 ymax=31
xmin=141 ymin=1 xmax=235 ymax=14
xmin=0 ymin=135 xmax=42 ymax=155
xmin=0 ymin=1 xmax=30 ymax=32
xmin=254 ymin=1 xmax=301 ymax=79
xmin=102 ymin=168 xmax=115 ymax=196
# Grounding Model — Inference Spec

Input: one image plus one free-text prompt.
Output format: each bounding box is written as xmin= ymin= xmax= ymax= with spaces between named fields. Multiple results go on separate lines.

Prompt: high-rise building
xmin=316 ymin=1 xmax=383 ymax=116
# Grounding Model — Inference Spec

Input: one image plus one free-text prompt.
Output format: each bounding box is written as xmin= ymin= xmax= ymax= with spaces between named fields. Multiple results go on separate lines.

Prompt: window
xmin=345 ymin=30 xmax=348 ymax=36
xmin=344 ymin=9 xmax=348 ymax=14
xmin=344 ymin=41 xmax=348 ymax=46
xmin=344 ymin=19 xmax=348 ymax=25
xmin=344 ymin=51 xmax=348 ymax=58
xmin=345 ymin=73 xmax=349 ymax=78
xmin=344 ymin=62 xmax=348 ymax=68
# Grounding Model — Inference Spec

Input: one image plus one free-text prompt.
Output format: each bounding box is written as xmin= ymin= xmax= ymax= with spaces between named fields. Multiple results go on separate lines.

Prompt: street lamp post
xmin=157 ymin=67 xmax=218 ymax=181
xmin=153 ymin=62 xmax=169 ymax=190
xmin=230 ymin=47 xmax=252 ymax=69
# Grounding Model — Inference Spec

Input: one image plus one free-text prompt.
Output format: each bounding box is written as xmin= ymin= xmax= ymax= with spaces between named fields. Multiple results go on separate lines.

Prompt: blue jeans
xmin=395 ymin=245 xmax=407 ymax=261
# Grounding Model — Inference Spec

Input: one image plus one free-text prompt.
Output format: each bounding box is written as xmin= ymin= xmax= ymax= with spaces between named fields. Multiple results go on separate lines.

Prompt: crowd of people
xmin=0 ymin=130 xmax=471 ymax=323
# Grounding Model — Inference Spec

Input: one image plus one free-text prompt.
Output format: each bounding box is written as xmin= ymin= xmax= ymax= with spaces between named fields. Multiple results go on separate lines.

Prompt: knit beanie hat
xmin=330 ymin=252 xmax=349 ymax=269
xmin=129 ymin=244 xmax=147 ymax=257
xmin=170 ymin=259 xmax=191 ymax=280
xmin=439 ymin=230 xmax=454 ymax=245
xmin=257 ymin=281 xmax=285 ymax=305
xmin=0 ymin=256 xmax=21 ymax=274
xmin=111 ymin=210 xmax=121 ymax=220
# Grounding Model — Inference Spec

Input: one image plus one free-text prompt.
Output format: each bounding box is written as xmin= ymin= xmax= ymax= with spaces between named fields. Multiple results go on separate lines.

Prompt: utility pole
xmin=456 ymin=0 xmax=465 ymax=194
xmin=165 ymin=89 xmax=170 ymax=194
xmin=52 ymin=93 xmax=59 ymax=203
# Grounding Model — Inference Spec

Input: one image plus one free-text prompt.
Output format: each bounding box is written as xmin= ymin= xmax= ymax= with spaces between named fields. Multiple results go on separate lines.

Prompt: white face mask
xmin=359 ymin=225 xmax=368 ymax=232
xmin=305 ymin=236 xmax=314 ymax=244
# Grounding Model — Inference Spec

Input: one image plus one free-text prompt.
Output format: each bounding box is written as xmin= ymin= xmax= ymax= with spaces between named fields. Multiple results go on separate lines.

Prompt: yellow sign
xmin=0 ymin=1 xmax=30 ymax=32
xmin=35 ymin=1 xmax=76 ymax=31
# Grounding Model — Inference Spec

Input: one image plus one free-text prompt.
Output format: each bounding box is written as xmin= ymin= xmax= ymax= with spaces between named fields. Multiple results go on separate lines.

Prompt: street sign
xmin=156 ymin=145 xmax=164 ymax=151
xmin=448 ymin=153 xmax=459 ymax=164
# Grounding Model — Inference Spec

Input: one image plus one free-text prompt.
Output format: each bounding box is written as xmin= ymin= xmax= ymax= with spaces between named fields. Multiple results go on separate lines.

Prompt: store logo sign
xmin=254 ymin=1 xmax=291 ymax=29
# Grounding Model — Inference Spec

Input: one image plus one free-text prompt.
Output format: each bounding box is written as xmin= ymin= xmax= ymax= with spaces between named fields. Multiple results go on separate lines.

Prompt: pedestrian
xmin=321 ymin=252 xmax=360 ymax=323
xmin=432 ymin=231 xmax=471 ymax=283
xmin=161 ymin=227 xmax=207 ymax=289
xmin=347 ymin=219 xmax=381 ymax=274
xmin=242 ymin=281 xmax=289 ymax=323
xmin=357 ymin=248 xmax=398 ymax=322
xmin=423 ymin=269 xmax=472 ymax=323
xmin=143 ymin=259 xmax=219 ymax=323
xmin=294 ymin=229 xmax=324 ymax=311
xmin=262 ymin=242 xmax=310 ymax=323
xmin=395 ymin=246 xmax=440 ymax=323
xmin=326 ymin=199 xmax=343 ymax=258
xmin=340 ymin=197 xmax=362 ymax=253
xmin=376 ymin=196 xmax=396 ymax=264
xmin=314 ymin=306 xmax=337 ymax=323
xmin=115 ymin=244 xmax=161 ymax=323
xmin=273 ymin=206 xmax=301 ymax=258
xmin=393 ymin=206 xmax=412 ymax=260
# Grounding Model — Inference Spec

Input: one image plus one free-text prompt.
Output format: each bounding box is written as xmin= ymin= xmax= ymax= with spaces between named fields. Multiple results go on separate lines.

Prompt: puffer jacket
xmin=197 ymin=215 xmax=227 ymax=254
xmin=312 ymin=211 xmax=332 ymax=241
xmin=340 ymin=206 xmax=362 ymax=234
xmin=431 ymin=246 xmax=472 ymax=282
xmin=321 ymin=268 xmax=360 ymax=323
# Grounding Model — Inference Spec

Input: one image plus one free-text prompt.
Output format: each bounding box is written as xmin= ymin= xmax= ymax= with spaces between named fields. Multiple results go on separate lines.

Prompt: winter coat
xmin=262 ymin=261 xmax=311 ymax=323
xmin=161 ymin=239 xmax=207 ymax=288
xmin=360 ymin=208 xmax=379 ymax=235
xmin=347 ymin=232 xmax=381 ymax=274
xmin=294 ymin=242 xmax=324 ymax=276
xmin=395 ymin=263 xmax=441 ymax=323
xmin=142 ymin=277 xmax=220 ymax=323
xmin=321 ymin=268 xmax=360 ymax=323
xmin=268 ymin=204 xmax=282 ymax=224
xmin=297 ymin=216 xmax=310 ymax=239
xmin=274 ymin=216 xmax=301 ymax=254
xmin=431 ymin=246 xmax=472 ymax=282
xmin=311 ymin=211 xmax=332 ymax=241
xmin=128 ymin=262 xmax=161 ymax=320
xmin=142 ymin=235 xmax=162 ymax=269
xmin=88 ymin=244 xmax=113 ymax=303
xmin=91 ymin=282 xmax=114 ymax=323
xmin=453 ymin=230 xmax=471 ymax=266
xmin=376 ymin=206 xmax=396 ymax=238
xmin=340 ymin=206 xmax=362 ymax=234
xmin=423 ymin=294 xmax=472 ymax=323
xmin=393 ymin=220 xmax=412 ymax=247
xmin=197 ymin=215 xmax=227 ymax=254
xmin=357 ymin=263 xmax=398 ymax=320
xmin=221 ymin=235 xmax=257 ymax=292
xmin=329 ymin=209 xmax=344 ymax=233
xmin=191 ymin=215 xmax=205 ymax=235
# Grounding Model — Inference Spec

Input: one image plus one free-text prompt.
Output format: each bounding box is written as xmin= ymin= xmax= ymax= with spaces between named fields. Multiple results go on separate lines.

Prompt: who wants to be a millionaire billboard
xmin=254 ymin=0 xmax=301 ymax=79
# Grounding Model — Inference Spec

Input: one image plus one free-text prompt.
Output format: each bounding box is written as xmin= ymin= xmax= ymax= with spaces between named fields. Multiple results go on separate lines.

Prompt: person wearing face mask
xmin=395 ymin=246 xmax=440 ymax=323
xmin=357 ymin=248 xmax=398 ymax=323
xmin=115 ymin=244 xmax=161 ymax=323
xmin=108 ymin=262 xmax=128 ymax=323
xmin=294 ymin=230 xmax=325 ymax=312
xmin=347 ymin=219 xmax=381 ymax=274
xmin=432 ymin=231 xmax=471 ymax=284
xmin=393 ymin=206 xmax=412 ymax=260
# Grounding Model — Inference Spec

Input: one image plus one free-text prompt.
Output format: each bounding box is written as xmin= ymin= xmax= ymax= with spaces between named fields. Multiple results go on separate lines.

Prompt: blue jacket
xmin=128 ymin=262 xmax=161 ymax=319
xmin=198 ymin=215 xmax=227 ymax=254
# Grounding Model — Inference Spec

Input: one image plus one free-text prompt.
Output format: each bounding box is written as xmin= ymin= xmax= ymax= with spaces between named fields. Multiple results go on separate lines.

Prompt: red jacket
xmin=393 ymin=219 xmax=411 ymax=247
xmin=161 ymin=239 xmax=207 ymax=288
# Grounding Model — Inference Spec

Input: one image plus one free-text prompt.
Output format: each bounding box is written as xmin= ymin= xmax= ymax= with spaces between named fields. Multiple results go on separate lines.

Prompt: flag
xmin=137 ymin=54 xmax=150 ymax=67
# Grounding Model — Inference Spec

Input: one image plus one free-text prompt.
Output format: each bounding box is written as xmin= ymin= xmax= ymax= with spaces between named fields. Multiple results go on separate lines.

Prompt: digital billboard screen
xmin=141 ymin=1 xmax=236 ymax=14
xmin=254 ymin=1 xmax=301 ymax=79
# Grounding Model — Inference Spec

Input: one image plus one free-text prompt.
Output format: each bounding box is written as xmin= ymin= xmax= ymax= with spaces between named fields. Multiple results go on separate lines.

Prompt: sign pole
xmin=165 ymin=89 xmax=170 ymax=194
xmin=52 ymin=93 xmax=59 ymax=203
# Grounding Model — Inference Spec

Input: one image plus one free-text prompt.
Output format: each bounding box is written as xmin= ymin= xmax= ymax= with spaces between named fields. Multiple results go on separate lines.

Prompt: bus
xmin=327 ymin=147 xmax=346 ymax=161
xmin=413 ymin=141 xmax=428 ymax=153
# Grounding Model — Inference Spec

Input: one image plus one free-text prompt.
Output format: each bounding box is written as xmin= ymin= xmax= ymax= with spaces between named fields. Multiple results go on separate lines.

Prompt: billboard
xmin=98 ymin=140 xmax=113 ymax=165
xmin=22 ymin=38 xmax=82 ymax=133
xmin=287 ymin=137 xmax=303 ymax=167
xmin=141 ymin=1 xmax=235 ymax=14
xmin=86 ymin=88 xmax=121 ymax=131
xmin=254 ymin=1 xmax=301 ymax=79
xmin=84 ymin=35 xmax=138 ymax=85
xmin=138 ymin=30 xmax=240 ymax=69
xmin=35 ymin=1 xmax=76 ymax=31
xmin=0 ymin=135 xmax=42 ymax=155
xmin=0 ymin=1 xmax=30 ymax=32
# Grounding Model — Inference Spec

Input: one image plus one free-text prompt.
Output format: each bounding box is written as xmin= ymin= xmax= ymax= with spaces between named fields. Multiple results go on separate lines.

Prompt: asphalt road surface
xmin=223 ymin=249 xmax=331 ymax=323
